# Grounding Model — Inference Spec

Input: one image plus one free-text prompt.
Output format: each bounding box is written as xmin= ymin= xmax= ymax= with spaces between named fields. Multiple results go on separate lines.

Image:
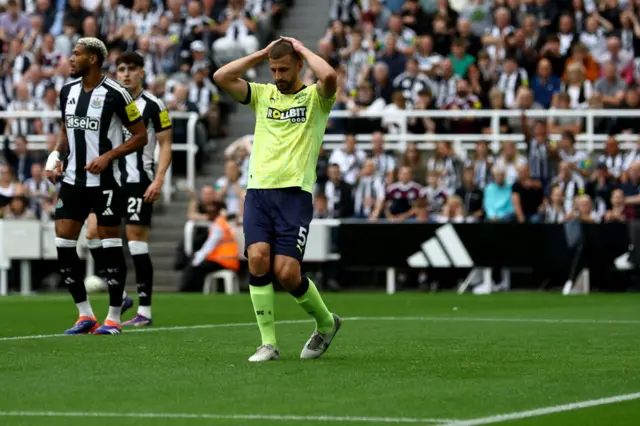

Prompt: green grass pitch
xmin=1 ymin=292 xmax=639 ymax=426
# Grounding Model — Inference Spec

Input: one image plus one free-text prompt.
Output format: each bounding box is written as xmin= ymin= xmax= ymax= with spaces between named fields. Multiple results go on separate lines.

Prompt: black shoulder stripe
xmin=240 ymin=81 xmax=251 ymax=105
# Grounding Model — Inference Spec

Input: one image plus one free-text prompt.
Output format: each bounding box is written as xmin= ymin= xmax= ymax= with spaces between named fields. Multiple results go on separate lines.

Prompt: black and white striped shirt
xmin=392 ymin=71 xmax=434 ymax=106
xmin=560 ymin=81 xmax=593 ymax=109
xmin=121 ymin=90 xmax=172 ymax=184
xmin=435 ymin=75 xmax=459 ymax=108
xmin=496 ymin=68 xmax=529 ymax=108
xmin=40 ymin=100 xmax=61 ymax=135
xmin=544 ymin=205 xmax=566 ymax=223
xmin=188 ymin=80 xmax=219 ymax=116
xmin=59 ymin=77 xmax=141 ymax=187
xmin=552 ymin=176 xmax=585 ymax=213
xmin=597 ymin=153 xmax=624 ymax=178
xmin=6 ymin=99 xmax=39 ymax=136
xmin=353 ymin=175 xmax=385 ymax=217
xmin=527 ymin=138 xmax=550 ymax=183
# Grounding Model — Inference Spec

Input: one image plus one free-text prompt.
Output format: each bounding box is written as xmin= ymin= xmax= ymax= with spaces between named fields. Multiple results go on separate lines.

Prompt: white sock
xmin=76 ymin=301 xmax=95 ymax=318
xmin=122 ymin=290 xmax=128 ymax=300
xmin=106 ymin=306 xmax=122 ymax=324
xmin=138 ymin=305 xmax=151 ymax=319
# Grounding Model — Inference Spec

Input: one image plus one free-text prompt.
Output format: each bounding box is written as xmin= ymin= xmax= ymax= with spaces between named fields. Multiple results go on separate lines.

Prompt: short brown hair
xmin=269 ymin=40 xmax=300 ymax=61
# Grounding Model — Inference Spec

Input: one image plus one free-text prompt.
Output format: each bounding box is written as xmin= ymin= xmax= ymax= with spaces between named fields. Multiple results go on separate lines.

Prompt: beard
xmin=70 ymin=67 xmax=87 ymax=79
xmin=276 ymin=78 xmax=294 ymax=93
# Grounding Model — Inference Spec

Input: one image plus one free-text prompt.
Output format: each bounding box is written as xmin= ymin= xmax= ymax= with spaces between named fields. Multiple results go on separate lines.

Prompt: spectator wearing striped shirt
xmin=551 ymin=161 xmax=586 ymax=214
xmin=543 ymin=186 xmax=567 ymax=224
xmin=558 ymin=131 xmax=590 ymax=182
xmin=339 ymin=29 xmax=373 ymax=94
xmin=587 ymin=162 xmax=618 ymax=217
xmin=522 ymin=113 xmax=553 ymax=187
xmin=353 ymin=158 xmax=385 ymax=220
xmin=596 ymin=135 xmax=624 ymax=179
xmin=392 ymin=57 xmax=433 ymax=107
xmin=496 ymin=56 xmax=529 ymax=108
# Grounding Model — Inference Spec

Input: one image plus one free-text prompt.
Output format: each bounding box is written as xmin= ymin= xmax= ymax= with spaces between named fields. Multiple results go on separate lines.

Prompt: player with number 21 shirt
xmin=214 ymin=37 xmax=341 ymax=362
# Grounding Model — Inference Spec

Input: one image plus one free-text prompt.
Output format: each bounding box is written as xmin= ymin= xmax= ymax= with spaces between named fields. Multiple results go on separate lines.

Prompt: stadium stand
xmin=295 ymin=0 xmax=640 ymax=226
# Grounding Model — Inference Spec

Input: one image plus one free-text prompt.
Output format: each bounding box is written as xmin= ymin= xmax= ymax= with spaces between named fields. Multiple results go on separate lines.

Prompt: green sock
xmin=249 ymin=284 xmax=277 ymax=347
xmin=294 ymin=278 xmax=335 ymax=334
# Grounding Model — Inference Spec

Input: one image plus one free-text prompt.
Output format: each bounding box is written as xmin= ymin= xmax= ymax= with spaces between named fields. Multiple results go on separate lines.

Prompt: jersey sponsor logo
xmin=159 ymin=110 xmax=171 ymax=129
xmin=125 ymin=102 xmax=141 ymax=122
xmin=266 ymin=106 xmax=307 ymax=123
xmin=66 ymin=115 xmax=100 ymax=131
xmin=90 ymin=97 xmax=104 ymax=109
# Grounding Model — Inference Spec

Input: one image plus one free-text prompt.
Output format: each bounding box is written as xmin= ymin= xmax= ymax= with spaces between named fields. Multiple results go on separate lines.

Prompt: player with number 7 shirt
xmin=83 ymin=51 xmax=173 ymax=328
xmin=214 ymin=37 xmax=342 ymax=362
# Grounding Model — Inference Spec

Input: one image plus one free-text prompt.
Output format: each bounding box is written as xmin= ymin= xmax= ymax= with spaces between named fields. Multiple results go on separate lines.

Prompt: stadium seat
xmin=203 ymin=270 xmax=239 ymax=295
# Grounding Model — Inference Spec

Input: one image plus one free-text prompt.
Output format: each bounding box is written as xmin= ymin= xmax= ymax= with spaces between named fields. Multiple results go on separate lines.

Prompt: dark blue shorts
xmin=243 ymin=187 xmax=313 ymax=262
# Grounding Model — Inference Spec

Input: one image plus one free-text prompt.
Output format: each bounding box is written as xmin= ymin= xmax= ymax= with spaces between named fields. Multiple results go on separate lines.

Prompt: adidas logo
xmin=103 ymin=208 xmax=113 ymax=216
xmin=406 ymin=224 xmax=474 ymax=268
xmin=139 ymin=291 xmax=147 ymax=297
xmin=67 ymin=98 xmax=76 ymax=105
xmin=130 ymin=213 xmax=140 ymax=221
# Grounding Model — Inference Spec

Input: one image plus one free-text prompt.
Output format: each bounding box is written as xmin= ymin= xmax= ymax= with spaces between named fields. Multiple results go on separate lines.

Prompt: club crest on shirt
xmin=266 ymin=106 xmax=307 ymax=123
xmin=294 ymin=92 xmax=307 ymax=103
xmin=90 ymin=97 xmax=103 ymax=109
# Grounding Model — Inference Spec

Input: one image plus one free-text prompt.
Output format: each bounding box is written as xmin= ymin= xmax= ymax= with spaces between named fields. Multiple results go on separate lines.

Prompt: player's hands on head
xmin=44 ymin=151 xmax=63 ymax=184
xmin=261 ymin=39 xmax=281 ymax=58
xmin=84 ymin=153 xmax=112 ymax=175
xmin=279 ymin=36 xmax=305 ymax=54
xmin=143 ymin=179 xmax=163 ymax=202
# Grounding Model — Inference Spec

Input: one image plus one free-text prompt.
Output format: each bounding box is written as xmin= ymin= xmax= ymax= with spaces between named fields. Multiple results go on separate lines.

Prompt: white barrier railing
xmin=0 ymin=111 xmax=200 ymax=204
xmin=242 ymin=108 xmax=639 ymax=159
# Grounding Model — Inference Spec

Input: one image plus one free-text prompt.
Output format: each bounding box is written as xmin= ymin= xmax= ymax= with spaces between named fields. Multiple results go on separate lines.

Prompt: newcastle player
xmin=45 ymin=38 xmax=148 ymax=335
xmin=84 ymin=52 xmax=172 ymax=327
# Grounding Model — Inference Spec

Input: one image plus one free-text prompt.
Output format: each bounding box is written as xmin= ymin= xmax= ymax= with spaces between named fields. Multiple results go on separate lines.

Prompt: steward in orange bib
xmin=180 ymin=202 xmax=240 ymax=292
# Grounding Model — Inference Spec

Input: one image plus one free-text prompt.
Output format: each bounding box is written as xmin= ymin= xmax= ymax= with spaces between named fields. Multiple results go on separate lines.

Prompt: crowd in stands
xmin=276 ymin=0 xmax=640 ymax=225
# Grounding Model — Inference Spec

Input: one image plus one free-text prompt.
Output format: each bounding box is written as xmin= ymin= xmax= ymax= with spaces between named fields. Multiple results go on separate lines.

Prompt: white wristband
xmin=45 ymin=151 xmax=60 ymax=172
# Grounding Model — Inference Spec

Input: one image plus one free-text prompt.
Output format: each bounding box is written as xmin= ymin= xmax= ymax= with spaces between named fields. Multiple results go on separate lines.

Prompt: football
xmin=84 ymin=275 xmax=106 ymax=294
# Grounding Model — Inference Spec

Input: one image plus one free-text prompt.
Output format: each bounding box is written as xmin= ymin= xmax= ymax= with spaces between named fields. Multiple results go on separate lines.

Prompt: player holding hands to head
xmin=214 ymin=37 xmax=341 ymax=362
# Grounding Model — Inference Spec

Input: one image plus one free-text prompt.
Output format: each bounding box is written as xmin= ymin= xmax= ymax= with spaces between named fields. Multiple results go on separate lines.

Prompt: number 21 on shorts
xmin=296 ymin=226 xmax=308 ymax=254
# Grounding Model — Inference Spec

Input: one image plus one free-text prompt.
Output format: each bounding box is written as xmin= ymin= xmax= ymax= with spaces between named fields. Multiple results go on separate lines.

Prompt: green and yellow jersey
xmin=242 ymin=82 xmax=335 ymax=193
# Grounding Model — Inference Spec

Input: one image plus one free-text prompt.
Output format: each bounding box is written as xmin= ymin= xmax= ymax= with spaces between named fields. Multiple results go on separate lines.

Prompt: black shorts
xmin=122 ymin=182 xmax=153 ymax=226
xmin=55 ymin=182 xmax=123 ymax=227
xmin=243 ymin=187 xmax=313 ymax=262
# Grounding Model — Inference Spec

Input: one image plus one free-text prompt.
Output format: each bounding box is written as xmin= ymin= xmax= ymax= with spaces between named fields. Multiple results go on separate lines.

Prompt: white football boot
xmin=248 ymin=344 xmax=280 ymax=362
xmin=300 ymin=313 xmax=342 ymax=359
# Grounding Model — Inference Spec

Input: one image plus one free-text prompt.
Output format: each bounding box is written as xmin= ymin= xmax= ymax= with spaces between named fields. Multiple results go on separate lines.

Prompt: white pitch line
xmin=442 ymin=392 xmax=640 ymax=426
xmin=2 ymin=315 xmax=640 ymax=342
xmin=0 ymin=410 xmax=456 ymax=424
